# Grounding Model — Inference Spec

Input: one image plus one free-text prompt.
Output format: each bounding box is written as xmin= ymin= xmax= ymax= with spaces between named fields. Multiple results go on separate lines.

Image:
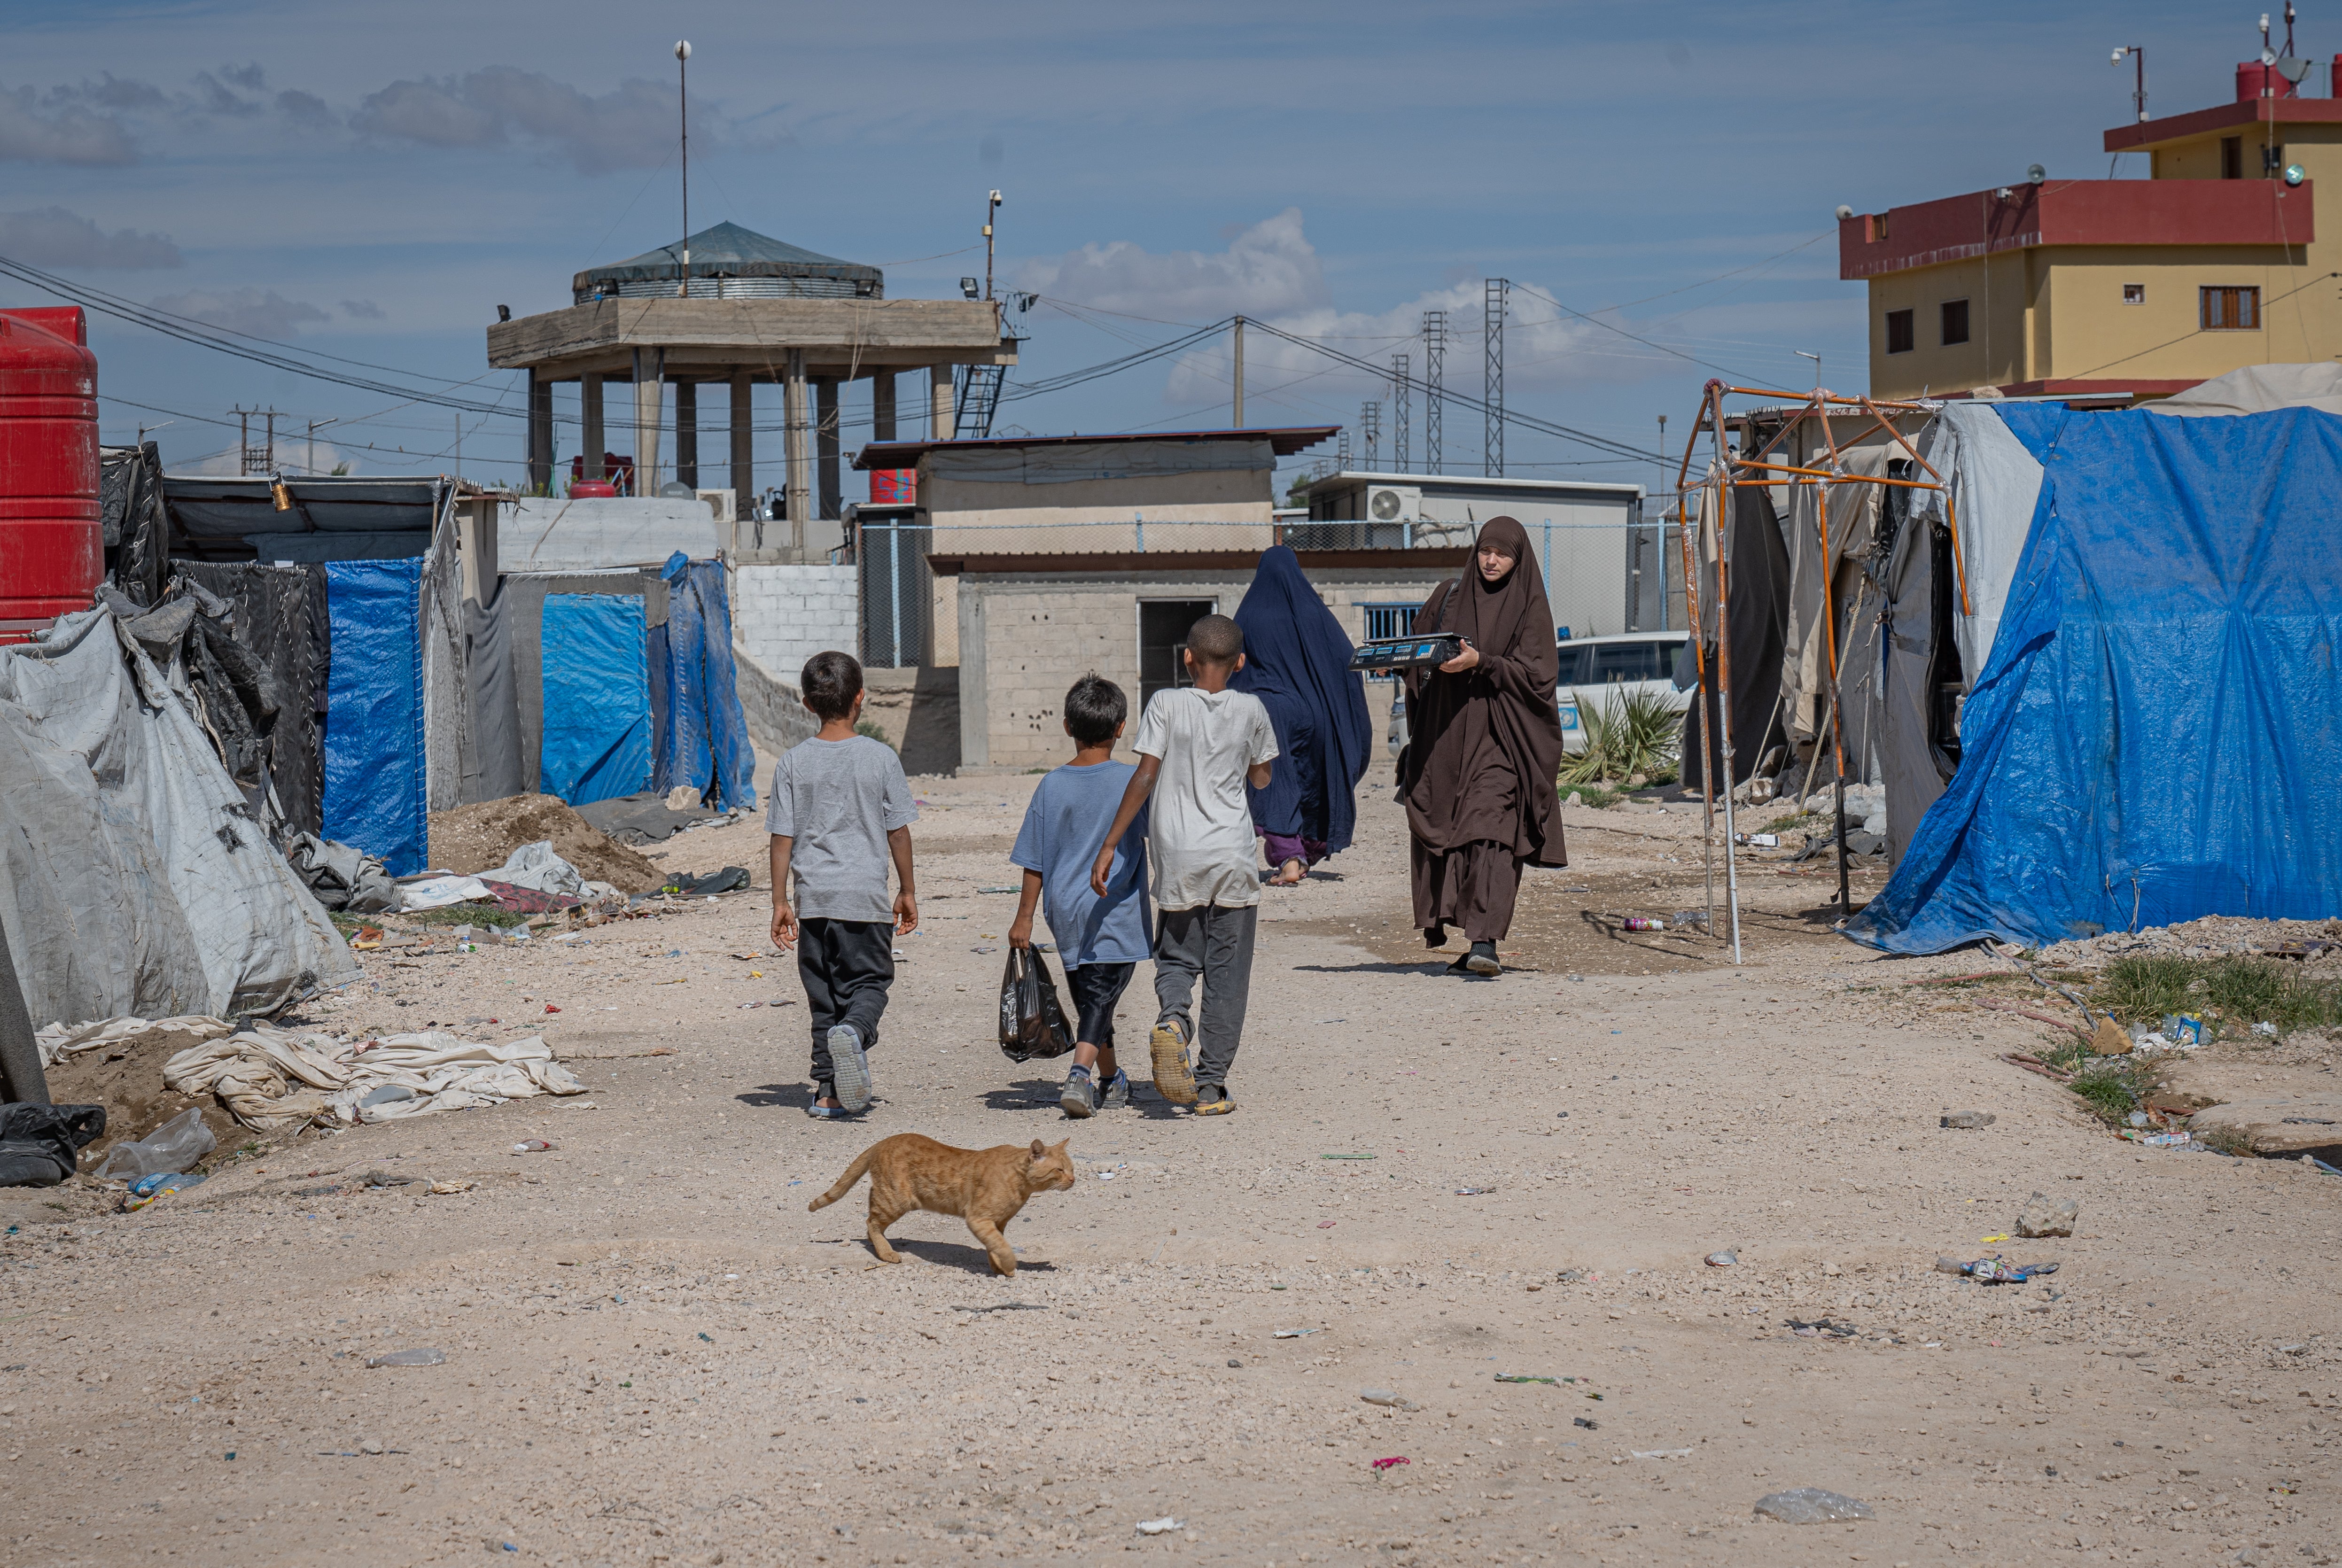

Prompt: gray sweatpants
xmin=1152 ymin=902 xmax=1258 ymax=1090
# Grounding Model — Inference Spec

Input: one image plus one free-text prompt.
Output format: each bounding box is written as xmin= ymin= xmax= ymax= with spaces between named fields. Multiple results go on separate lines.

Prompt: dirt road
xmin=3 ymin=775 xmax=2336 ymax=1567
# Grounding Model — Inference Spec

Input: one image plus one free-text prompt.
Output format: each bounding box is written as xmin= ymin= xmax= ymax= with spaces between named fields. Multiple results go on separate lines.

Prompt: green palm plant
xmin=1560 ymin=687 xmax=1684 ymax=786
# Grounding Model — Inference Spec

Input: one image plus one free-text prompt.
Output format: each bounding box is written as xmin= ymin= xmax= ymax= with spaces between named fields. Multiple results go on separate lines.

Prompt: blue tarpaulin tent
xmin=650 ymin=553 xmax=757 ymax=811
xmin=540 ymin=592 xmax=652 ymax=805
xmin=321 ymin=558 xmax=427 ymax=876
xmin=1849 ymin=401 xmax=2342 ymax=953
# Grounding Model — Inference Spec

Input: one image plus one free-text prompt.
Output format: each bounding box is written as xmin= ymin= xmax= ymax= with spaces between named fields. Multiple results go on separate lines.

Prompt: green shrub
xmin=1561 ymin=688 xmax=1684 ymax=786
xmin=2095 ymin=955 xmax=2198 ymax=1023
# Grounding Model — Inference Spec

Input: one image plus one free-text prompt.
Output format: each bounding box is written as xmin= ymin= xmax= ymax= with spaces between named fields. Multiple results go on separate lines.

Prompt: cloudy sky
xmin=0 ymin=0 xmax=2284 ymax=494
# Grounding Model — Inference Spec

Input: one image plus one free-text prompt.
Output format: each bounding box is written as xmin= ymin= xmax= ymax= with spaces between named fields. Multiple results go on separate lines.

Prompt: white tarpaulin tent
xmin=0 ymin=608 xmax=358 ymax=1026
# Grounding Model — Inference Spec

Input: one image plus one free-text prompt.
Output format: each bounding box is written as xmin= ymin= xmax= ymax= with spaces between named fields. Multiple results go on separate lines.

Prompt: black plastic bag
xmin=0 ymin=1102 xmax=106 ymax=1188
xmin=998 ymin=946 xmax=1075 ymax=1063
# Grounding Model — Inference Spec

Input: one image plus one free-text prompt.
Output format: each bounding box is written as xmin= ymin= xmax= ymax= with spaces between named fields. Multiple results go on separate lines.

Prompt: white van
xmin=1556 ymin=631 xmax=1689 ymax=754
xmin=1385 ymin=630 xmax=1691 ymax=757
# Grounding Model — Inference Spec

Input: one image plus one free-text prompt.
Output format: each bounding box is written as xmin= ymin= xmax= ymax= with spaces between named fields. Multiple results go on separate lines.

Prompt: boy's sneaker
xmin=1149 ymin=1016 xmax=1198 ymax=1105
xmin=805 ymin=1082 xmax=848 ymax=1119
xmin=1098 ymin=1068 xmax=1131 ymax=1110
xmin=1194 ymin=1084 xmax=1236 ymax=1117
xmin=828 ymin=1025 xmax=872 ymax=1113
xmin=1059 ymin=1067 xmax=1098 ymax=1119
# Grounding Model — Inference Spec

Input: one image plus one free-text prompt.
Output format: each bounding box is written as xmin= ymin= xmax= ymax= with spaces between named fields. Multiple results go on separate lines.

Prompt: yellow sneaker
xmin=1149 ymin=1017 xmax=1197 ymax=1105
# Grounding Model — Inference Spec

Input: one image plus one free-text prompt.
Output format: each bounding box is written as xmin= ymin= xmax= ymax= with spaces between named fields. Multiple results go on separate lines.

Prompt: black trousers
xmin=797 ymin=917 xmax=895 ymax=1084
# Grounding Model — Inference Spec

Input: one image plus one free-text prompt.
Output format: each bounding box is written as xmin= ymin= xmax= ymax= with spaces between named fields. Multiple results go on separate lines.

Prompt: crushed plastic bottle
xmin=1622 ymin=917 xmax=1666 ymax=932
xmin=1753 ymin=1487 xmax=1874 ymax=1524
xmin=96 ymin=1107 xmax=216 ymax=1184
xmin=366 ymin=1347 xmax=446 ymax=1368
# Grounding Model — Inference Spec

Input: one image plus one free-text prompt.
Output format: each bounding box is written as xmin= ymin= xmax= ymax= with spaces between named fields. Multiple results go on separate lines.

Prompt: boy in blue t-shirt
xmin=1008 ymin=674 xmax=1151 ymax=1118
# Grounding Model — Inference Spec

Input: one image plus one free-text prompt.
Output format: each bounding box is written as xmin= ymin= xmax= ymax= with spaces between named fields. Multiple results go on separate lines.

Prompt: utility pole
xmin=984 ymin=189 xmax=1003 ymax=300
xmin=1484 ymin=279 xmax=1508 ymax=478
xmin=308 ymin=417 xmax=338 ymax=476
xmin=676 ymin=40 xmax=692 ymax=295
xmin=1390 ymin=352 xmax=1409 ymax=471
xmin=1361 ymin=401 xmax=1380 ymax=469
xmin=231 ymin=406 xmax=281 ymax=474
xmin=1422 ymin=311 xmax=1445 ymax=474
xmin=1231 ymin=316 xmax=1245 ymax=427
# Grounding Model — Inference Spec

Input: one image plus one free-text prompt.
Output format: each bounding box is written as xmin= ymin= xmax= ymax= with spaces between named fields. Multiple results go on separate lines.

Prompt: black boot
xmin=1464 ymin=940 xmax=1502 ymax=976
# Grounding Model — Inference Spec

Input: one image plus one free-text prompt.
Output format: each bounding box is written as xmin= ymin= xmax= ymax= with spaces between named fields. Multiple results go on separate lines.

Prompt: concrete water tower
xmin=489 ymin=220 xmax=1016 ymax=559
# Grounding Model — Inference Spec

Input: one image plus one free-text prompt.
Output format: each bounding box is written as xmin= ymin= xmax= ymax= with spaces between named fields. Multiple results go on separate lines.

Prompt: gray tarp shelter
xmin=0 ymin=608 xmax=357 ymax=1027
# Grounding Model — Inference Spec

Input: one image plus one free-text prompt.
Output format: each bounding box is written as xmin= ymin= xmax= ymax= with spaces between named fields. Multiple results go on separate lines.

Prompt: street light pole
xmin=676 ymin=40 xmax=692 ymax=297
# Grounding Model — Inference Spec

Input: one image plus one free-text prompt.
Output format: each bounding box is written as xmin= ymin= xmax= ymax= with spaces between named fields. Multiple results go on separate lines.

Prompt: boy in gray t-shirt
xmin=767 ymin=650 xmax=918 ymax=1118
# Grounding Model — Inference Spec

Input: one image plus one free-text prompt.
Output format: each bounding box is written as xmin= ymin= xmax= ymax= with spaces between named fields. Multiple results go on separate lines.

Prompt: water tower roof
xmin=574 ymin=221 xmax=882 ymax=300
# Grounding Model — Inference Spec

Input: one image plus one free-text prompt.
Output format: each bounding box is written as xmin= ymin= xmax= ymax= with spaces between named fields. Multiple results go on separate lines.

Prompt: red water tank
xmin=568 ymin=480 xmax=618 ymax=498
xmin=0 ymin=305 xmax=100 ymax=636
xmin=2238 ymin=60 xmax=2300 ymax=99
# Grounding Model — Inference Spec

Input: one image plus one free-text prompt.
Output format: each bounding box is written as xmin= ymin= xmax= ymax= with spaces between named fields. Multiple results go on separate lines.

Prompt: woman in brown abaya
xmin=1398 ymin=516 xmax=1566 ymax=976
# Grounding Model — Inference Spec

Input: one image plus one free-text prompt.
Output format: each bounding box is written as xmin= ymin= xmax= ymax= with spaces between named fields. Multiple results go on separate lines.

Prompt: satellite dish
xmin=2278 ymin=54 xmax=2314 ymax=83
xmin=2027 ymin=163 xmax=2046 ymax=183
xmin=1835 ymin=204 xmax=1855 ymax=221
xmin=2287 ymin=162 xmax=2308 ymax=186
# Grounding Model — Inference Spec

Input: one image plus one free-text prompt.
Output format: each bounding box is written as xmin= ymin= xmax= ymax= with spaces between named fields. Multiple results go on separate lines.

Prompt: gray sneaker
xmin=1059 ymin=1069 xmax=1099 ymax=1119
xmin=1098 ymin=1068 xmax=1131 ymax=1110
xmin=828 ymin=1025 xmax=872 ymax=1113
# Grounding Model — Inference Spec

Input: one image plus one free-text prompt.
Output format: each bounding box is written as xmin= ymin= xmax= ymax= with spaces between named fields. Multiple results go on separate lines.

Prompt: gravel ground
xmin=3 ymin=771 xmax=2338 ymax=1567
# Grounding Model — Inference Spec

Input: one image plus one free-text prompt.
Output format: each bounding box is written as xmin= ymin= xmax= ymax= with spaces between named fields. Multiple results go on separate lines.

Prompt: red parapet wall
xmin=1841 ymin=179 xmax=2312 ymax=279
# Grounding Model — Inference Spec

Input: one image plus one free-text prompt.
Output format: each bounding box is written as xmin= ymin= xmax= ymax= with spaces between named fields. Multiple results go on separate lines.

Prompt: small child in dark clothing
xmin=1008 ymin=675 xmax=1151 ymax=1118
xmin=767 ymin=650 xmax=918 ymax=1118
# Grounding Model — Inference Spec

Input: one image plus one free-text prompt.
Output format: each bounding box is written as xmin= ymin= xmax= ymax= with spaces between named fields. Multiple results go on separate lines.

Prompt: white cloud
xmin=0 ymin=85 xmax=136 ymax=164
xmin=339 ymin=298 xmax=385 ymax=320
xmin=350 ymin=66 xmax=729 ymax=174
xmin=0 ymin=207 xmax=180 ymax=269
xmin=151 ymin=287 xmax=330 ymax=340
xmin=1018 ymin=208 xmax=1327 ymax=319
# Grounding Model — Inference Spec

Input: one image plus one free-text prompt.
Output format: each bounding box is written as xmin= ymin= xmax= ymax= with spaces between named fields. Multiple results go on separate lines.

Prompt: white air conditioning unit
xmin=1364 ymin=483 xmax=1419 ymax=523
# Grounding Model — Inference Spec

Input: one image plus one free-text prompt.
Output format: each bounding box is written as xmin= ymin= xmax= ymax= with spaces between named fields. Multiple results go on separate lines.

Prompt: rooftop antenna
xmin=2111 ymin=44 xmax=2147 ymax=122
xmin=1796 ymin=349 xmax=1821 ymax=391
xmin=675 ymin=40 xmax=692 ymax=297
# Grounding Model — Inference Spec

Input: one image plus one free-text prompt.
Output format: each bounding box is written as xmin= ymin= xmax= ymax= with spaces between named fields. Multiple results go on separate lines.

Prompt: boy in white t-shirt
xmin=1089 ymin=614 xmax=1278 ymax=1116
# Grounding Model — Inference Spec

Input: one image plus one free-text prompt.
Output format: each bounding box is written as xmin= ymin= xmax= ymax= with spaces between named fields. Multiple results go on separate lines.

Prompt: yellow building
xmin=1845 ymin=77 xmax=2339 ymax=401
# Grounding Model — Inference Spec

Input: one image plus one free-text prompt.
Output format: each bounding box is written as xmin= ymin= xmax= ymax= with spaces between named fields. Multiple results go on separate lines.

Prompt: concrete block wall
xmin=957 ymin=565 xmax=1458 ymax=773
xmin=729 ymin=562 xmax=859 ymax=684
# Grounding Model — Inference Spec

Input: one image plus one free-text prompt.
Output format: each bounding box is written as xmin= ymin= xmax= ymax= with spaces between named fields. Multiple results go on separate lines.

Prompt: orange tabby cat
xmin=808 ymin=1133 xmax=1075 ymax=1276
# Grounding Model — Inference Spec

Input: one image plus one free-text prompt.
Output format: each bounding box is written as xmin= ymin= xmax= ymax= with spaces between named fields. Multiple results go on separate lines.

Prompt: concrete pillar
xmin=631 ymin=346 xmax=665 ymax=495
xmin=457 ymin=497 xmax=498 ymax=604
xmin=675 ymin=380 xmax=699 ymax=489
xmin=729 ymin=372 xmax=753 ymax=528
xmin=815 ymin=376 xmax=841 ymax=520
xmin=784 ymin=348 xmax=812 ymax=559
xmin=581 ymin=373 xmax=604 ymax=484
xmin=929 ymin=364 xmax=954 ymax=441
xmin=872 ymin=371 xmax=897 ymax=442
xmin=527 ymin=372 xmax=552 ymax=495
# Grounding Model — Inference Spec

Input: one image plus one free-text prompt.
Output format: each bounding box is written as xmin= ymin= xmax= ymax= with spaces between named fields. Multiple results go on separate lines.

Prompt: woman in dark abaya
xmin=1231 ymin=545 xmax=1376 ymax=883
xmin=1397 ymin=516 xmax=1566 ymax=975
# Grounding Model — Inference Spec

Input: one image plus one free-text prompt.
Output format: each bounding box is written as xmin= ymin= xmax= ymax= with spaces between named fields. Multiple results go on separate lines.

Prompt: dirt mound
xmin=428 ymin=794 xmax=663 ymax=894
xmin=44 ymin=1032 xmax=249 ymax=1167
